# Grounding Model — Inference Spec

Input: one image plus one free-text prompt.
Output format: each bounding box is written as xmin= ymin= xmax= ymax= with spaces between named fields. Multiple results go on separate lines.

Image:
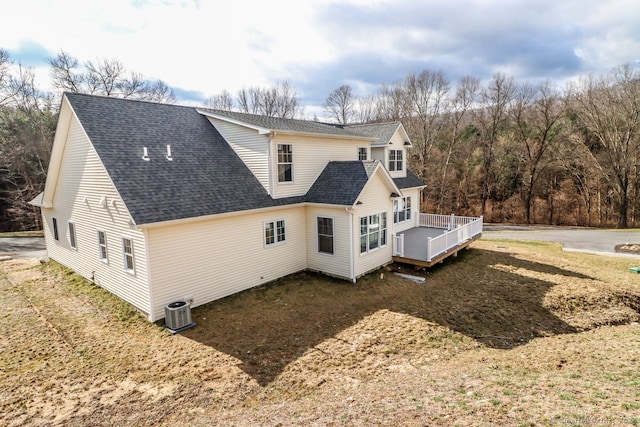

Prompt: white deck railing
xmin=395 ymin=214 xmax=483 ymax=262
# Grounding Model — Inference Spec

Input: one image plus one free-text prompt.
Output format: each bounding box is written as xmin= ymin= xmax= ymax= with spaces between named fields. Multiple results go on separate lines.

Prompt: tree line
xmin=1 ymin=48 xmax=639 ymax=231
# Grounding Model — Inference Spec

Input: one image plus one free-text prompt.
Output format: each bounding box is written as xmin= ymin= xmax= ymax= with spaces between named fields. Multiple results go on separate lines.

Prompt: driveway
xmin=0 ymin=237 xmax=46 ymax=260
xmin=482 ymin=225 xmax=640 ymax=257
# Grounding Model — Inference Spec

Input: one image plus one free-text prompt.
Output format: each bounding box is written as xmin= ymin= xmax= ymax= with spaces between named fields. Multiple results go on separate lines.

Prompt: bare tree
xmin=474 ymin=72 xmax=516 ymax=216
xmin=375 ymin=83 xmax=409 ymax=122
xmin=323 ymin=84 xmax=356 ymax=124
xmin=509 ymin=81 xmax=566 ymax=224
xmin=404 ymin=69 xmax=451 ymax=201
xmin=436 ymin=75 xmax=479 ymax=213
xmin=568 ymin=64 xmax=640 ymax=227
xmin=235 ymin=80 xmax=301 ymax=118
xmin=48 ymin=50 xmax=176 ymax=103
xmin=204 ymin=90 xmax=235 ymax=110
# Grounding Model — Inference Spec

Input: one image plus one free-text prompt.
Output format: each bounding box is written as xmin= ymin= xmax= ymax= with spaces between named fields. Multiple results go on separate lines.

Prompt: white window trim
xmin=317 ymin=216 xmax=335 ymax=256
xmin=122 ymin=237 xmax=135 ymax=274
xmin=358 ymin=146 xmax=369 ymax=161
xmin=97 ymin=230 xmax=108 ymax=263
xmin=68 ymin=221 xmax=77 ymax=249
xmin=393 ymin=197 xmax=412 ymax=224
xmin=389 ymin=149 xmax=404 ymax=172
xmin=359 ymin=212 xmax=388 ymax=254
xmin=276 ymin=143 xmax=294 ymax=184
xmin=264 ymin=219 xmax=287 ymax=247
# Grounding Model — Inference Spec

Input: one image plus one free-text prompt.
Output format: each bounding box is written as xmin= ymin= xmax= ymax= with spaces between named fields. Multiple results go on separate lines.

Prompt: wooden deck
xmin=392 ymin=232 xmax=481 ymax=268
xmin=391 ymin=213 xmax=483 ymax=268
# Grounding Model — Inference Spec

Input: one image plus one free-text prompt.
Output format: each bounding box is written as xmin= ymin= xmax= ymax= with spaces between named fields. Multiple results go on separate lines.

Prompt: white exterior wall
xmin=145 ymin=206 xmax=307 ymax=320
xmin=387 ymin=131 xmax=408 ymax=179
xmin=371 ymin=146 xmax=385 ymax=164
xmin=208 ymin=118 xmax=270 ymax=193
xmin=42 ymin=115 xmax=151 ymax=316
xmin=271 ymin=135 xmax=363 ymax=198
xmin=392 ymin=187 xmax=421 ymax=233
xmin=352 ymin=172 xmax=395 ymax=277
xmin=305 ymin=206 xmax=352 ymax=280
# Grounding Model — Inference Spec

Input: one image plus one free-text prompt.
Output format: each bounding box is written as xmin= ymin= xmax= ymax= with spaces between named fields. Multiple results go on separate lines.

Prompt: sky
xmin=3 ymin=0 xmax=640 ymax=118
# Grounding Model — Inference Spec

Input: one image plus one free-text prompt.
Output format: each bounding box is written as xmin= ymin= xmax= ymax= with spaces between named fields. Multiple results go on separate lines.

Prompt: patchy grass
xmin=2 ymin=239 xmax=640 ymax=426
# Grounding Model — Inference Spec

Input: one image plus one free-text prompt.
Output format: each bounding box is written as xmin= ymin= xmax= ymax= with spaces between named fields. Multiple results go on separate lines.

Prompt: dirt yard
xmin=2 ymin=239 xmax=640 ymax=426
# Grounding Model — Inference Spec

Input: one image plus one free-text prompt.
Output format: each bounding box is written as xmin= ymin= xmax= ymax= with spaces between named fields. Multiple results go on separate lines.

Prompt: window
xmin=52 ymin=218 xmax=59 ymax=241
xmin=393 ymin=197 xmax=412 ymax=223
xmin=277 ymin=144 xmax=293 ymax=182
xmin=122 ymin=237 xmax=134 ymax=273
xmin=265 ymin=219 xmax=286 ymax=246
xmin=97 ymin=230 xmax=108 ymax=261
xmin=317 ymin=217 xmax=334 ymax=254
xmin=68 ymin=222 xmax=77 ymax=249
xmin=360 ymin=212 xmax=387 ymax=253
xmin=358 ymin=147 xmax=368 ymax=161
xmin=389 ymin=149 xmax=403 ymax=172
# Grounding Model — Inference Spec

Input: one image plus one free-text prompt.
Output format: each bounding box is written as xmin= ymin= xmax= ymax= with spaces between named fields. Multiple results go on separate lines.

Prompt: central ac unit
xmin=164 ymin=301 xmax=195 ymax=332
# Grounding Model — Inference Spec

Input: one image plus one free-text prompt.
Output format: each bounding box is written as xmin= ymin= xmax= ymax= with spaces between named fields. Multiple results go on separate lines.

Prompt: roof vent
xmin=142 ymin=147 xmax=150 ymax=161
xmin=165 ymin=145 xmax=173 ymax=161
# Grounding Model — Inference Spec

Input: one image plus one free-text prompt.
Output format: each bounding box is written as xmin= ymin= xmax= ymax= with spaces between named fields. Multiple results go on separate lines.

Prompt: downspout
xmin=346 ymin=207 xmax=355 ymax=283
xmin=142 ymin=227 xmax=156 ymax=322
xmin=267 ymin=133 xmax=274 ymax=197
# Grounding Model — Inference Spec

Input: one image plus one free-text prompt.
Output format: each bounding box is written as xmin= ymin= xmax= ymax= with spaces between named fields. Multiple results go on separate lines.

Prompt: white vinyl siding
xmin=41 ymin=109 xmax=150 ymax=317
xmin=146 ymin=206 xmax=307 ymax=321
xmin=271 ymin=135 xmax=367 ymax=198
xmin=385 ymin=130 xmax=408 ymax=178
xmin=306 ymin=207 xmax=351 ymax=280
xmin=207 ymin=118 xmax=270 ymax=193
xmin=352 ymin=170 xmax=394 ymax=277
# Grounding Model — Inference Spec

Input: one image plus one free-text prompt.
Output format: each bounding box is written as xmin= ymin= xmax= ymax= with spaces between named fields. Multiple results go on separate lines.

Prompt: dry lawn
xmin=1 ymin=239 xmax=640 ymax=426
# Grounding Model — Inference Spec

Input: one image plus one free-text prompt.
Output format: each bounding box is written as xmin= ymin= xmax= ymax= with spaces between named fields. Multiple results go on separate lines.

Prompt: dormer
xmin=345 ymin=122 xmax=412 ymax=179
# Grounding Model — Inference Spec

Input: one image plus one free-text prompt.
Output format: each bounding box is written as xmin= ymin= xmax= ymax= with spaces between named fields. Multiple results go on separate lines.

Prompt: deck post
xmin=427 ymin=237 xmax=432 ymax=261
xmin=450 ymin=213 xmax=455 ymax=230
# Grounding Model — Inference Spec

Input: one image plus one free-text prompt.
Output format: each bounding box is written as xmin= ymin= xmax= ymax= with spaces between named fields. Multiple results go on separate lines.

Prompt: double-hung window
xmin=277 ymin=144 xmax=293 ymax=182
xmin=393 ymin=197 xmax=412 ymax=223
xmin=97 ymin=230 xmax=108 ymax=262
xmin=122 ymin=237 xmax=135 ymax=273
xmin=389 ymin=149 xmax=403 ymax=172
xmin=317 ymin=217 xmax=334 ymax=254
xmin=358 ymin=147 xmax=368 ymax=161
xmin=360 ymin=212 xmax=387 ymax=253
xmin=265 ymin=219 xmax=286 ymax=246
xmin=68 ymin=222 xmax=77 ymax=249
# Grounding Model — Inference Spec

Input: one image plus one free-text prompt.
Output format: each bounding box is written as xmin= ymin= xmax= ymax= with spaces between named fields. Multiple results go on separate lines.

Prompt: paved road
xmin=1 ymin=226 xmax=639 ymax=260
xmin=482 ymin=225 xmax=640 ymax=257
xmin=0 ymin=237 xmax=46 ymax=260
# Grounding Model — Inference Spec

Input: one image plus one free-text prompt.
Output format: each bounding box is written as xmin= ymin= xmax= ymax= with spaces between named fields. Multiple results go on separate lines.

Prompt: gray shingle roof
xmin=200 ymin=108 xmax=372 ymax=139
xmin=63 ymin=93 xmax=421 ymax=224
xmin=393 ymin=169 xmax=425 ymax=189
xmin=345 ymin=122 xmax=402 ymax=146
xmin=65 ymin=93 xmax=303 ymax=225
xmin=306 ymin=161 xmax=379 ymax=205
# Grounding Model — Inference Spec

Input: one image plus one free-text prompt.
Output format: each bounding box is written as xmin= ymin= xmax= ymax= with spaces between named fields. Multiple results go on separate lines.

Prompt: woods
xmin=2 ymin=47 xmax=640 ymax=230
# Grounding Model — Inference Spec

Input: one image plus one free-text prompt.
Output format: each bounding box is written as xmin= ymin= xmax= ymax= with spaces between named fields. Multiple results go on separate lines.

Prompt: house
xmin=32 ymin=93 xmax=482 ymax=322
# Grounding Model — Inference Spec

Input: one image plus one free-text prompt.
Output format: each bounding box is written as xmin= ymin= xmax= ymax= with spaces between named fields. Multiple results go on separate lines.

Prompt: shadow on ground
xmin=182 ymin=247 xmax=609 ymax=386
